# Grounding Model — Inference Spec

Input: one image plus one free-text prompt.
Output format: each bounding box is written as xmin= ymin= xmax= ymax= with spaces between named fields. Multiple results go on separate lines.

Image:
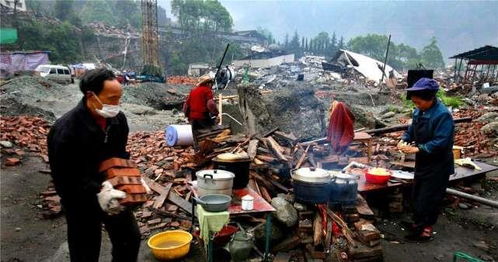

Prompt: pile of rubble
xmin=87 ymin=22 xmax=140 ymax=39
xmin=0 ymin=116 xmax=50 ymax=166
xmin=167 ymin=76 xmax=199 ymax=85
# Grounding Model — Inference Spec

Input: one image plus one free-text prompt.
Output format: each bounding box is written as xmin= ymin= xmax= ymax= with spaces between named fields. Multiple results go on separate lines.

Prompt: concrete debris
xmin=0 ymin=140 xmax=13 ymax=148
xmin=271 ymin=197 xmax=298 ymax=227
xmin=481 ymin=122 xmax=498 ymax=137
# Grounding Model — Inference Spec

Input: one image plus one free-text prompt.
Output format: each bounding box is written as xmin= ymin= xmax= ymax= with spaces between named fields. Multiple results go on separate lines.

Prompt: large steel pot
xmin=292 ymin=167 xmax=331 ymax=204
xmin=213 ymin=155 xmax=251 ymax=189
xmin=196 ymin=169 xmax=235 ymax=196
xmin=329 ymin=171 xmax=358 ymax=207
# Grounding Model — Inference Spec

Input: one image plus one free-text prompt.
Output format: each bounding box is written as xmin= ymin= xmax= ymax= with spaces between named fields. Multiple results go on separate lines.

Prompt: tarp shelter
xmin=0 ymin=28 xmax=18 ymax=44
xmin=332 ymin=49 xmax=401 ymax=84
xmin=0 ymin=51 xmax=50 ymax=78
xmin=450 ymin=45 xmax=498 ymax=83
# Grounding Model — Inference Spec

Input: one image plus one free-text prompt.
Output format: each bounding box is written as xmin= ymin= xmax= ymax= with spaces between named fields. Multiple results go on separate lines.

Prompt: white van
xmin=35 ymin=65 xmax=74 ymax=84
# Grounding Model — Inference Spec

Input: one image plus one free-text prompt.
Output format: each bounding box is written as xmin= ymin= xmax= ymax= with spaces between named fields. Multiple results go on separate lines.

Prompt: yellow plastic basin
xmin=147 ymin=230 xmax=193 ymax=260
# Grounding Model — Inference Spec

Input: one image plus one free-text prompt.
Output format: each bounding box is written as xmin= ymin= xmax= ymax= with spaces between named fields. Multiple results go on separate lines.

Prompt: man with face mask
xmin=47 ymin=69 xmax=140 ymax=261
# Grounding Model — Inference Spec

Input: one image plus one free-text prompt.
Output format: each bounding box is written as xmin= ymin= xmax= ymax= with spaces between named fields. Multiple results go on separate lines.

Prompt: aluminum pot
xmin=196 ymin=169 xmax=235 ymax=196
xmin=329 ymin=171 xmax=358 ymax=206
xmin=292 ymin=167 xmax=331 ymax=183
xmin=292 ymin=167 xmax=331 ymax=204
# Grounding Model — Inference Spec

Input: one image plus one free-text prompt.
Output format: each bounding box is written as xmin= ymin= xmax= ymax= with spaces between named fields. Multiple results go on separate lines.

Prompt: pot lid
xmin=196 ymin=169 xmax=235 ymax=180
xmin=331 ymin=172 xmax=357 ymax=180
xmin=293 ymin=167 xmax=331 ymax=183
xmin=242 ymin=194 xmax=254 ymax=200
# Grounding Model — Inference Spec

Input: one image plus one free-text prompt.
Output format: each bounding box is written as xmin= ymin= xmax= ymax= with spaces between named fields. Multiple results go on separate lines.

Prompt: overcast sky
xmin=158 ymin=0 xmax=498 ymax=59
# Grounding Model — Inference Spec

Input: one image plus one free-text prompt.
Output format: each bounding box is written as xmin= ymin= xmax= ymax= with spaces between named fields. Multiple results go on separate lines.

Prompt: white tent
xmin=335 ymin=49 xmax=401 ymax=84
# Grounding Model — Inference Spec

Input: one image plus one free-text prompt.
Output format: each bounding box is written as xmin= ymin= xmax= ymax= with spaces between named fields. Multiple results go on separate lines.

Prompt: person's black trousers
xmin=411 ymin=173 xmax=450 ymax=227
xmin=62 ymin=197 xmax=141 ymax=262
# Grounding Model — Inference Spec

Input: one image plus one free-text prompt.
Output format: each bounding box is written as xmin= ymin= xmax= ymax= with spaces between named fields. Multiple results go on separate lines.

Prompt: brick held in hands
xmin=108 ymin=176 xmax=142 ymax=187
xmin=120 ymin=193 xmax=148 ymax=206
xmin=106 ymin=168 xmax=141 ymax=178
xmin=118 ymin=184 xmax=148 ymax=194
xmin=99 ymin=157 xmax=137 ymax=173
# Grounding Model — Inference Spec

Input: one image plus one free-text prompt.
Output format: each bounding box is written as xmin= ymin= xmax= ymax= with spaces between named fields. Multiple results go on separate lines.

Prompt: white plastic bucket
xmin=165 ymin=125 xmax=194 ymax=146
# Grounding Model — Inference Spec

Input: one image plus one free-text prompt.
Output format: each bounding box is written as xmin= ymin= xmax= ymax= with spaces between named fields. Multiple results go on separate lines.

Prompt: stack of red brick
xmin=99 ymin=158 xmax=148 ymax=205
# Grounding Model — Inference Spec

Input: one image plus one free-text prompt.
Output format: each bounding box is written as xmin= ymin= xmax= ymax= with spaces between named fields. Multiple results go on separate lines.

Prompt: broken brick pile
xmin=0 ymin=116 xmax=50 ymax=166
xmin=453 ymin=108 xmax=498 ymax=157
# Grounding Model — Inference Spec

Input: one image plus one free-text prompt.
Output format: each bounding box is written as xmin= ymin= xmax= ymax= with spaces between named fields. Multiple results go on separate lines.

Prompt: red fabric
xmin=92 ymin=114 xmax=107 ymax=130
xmin=184 ymin=85 xmax=217 ymax=121
xmin=327 ymin=102 xmax=354 ymax=153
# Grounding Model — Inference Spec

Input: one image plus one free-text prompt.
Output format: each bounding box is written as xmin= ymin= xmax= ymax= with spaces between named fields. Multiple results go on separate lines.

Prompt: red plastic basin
xmin=365 ymin=170 xmax=391 ymax=184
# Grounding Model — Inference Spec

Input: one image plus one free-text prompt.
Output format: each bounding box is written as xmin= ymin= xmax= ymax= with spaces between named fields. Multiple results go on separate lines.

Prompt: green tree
xmin=420 ymin=37 xmax=445 ymax=69
xmin=338 ymin=36 xmax=345 ymax=50
xmin=80 ymin=0 xmax=117 ymax=26
xmin=54 ymin=0 xmax=74 ymax=21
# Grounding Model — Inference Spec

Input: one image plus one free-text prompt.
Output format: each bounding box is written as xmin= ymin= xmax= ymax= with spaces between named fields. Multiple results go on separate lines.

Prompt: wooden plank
xmin=168 ymin=191 xmax=192 ymax=214
xmin=266 ymin=136 xmax=288 ymax=161
xmin=143 ymin=177 xmax=167 ymax=194
xmin=256 ymin=155 xmax=277 ymax=162
xmin=274 ymin=131 xmax=297 ymax=144
xmin=263 ymin=127 xmax=280 ymax=137
xmin=259 ymin=184 xmax=273 ymax=203
xmin=153 ymin=182 xmax=172 ymax=209
xmin=295 ymin=145 xmax=311 ymax=169
xmin=247 ymin=139 xmax=259 ymax=160
xmin=143 ymin=177 xmax=192 ymax=214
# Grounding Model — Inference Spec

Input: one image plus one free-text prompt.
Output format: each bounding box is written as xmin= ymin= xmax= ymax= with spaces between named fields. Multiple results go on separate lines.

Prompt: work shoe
xmin=404 ymin=226 xmax=434 ymax=243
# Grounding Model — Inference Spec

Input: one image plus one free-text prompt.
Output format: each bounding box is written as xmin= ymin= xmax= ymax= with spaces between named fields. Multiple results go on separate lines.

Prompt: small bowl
xmin=147 ymin=230 xmax=193 ymax=260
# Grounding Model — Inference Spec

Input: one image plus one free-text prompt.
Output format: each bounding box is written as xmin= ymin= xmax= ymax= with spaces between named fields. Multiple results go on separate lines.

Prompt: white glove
xmin=97 ymin=181 xmax=126 ymax=215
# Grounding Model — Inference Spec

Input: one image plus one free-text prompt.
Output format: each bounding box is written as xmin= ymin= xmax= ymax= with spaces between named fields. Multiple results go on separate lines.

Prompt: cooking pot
xmin=292 ymin=167 xmax=331 ymax=183
xmin=292 ymin=167 xmax=331 ymax=204
xmin=213 ymin=154 xmax=251 ymax=189
xmin=329 ymin=171 xmax=358 ymax=206
xmin=194 ymin=194 xmax=232 ymax=212
xmin=196 ymin=169 xmax=235 ymax=196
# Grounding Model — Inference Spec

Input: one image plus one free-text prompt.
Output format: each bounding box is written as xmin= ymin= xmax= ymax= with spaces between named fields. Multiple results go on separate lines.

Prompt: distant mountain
xmin=160 ymin=0 xmax=498 ymax=62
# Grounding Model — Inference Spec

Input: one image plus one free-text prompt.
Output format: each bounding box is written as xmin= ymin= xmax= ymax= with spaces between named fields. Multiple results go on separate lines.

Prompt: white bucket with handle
xmin=165 ymin=125 xmax=194 ymax=146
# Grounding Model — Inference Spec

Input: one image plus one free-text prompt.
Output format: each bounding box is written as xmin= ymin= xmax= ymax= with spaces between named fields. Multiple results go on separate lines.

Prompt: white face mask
xmin=92 ymin=93 xmax=121 ymax=118
xmin=96 ymin=104 xmax=120 ymax=118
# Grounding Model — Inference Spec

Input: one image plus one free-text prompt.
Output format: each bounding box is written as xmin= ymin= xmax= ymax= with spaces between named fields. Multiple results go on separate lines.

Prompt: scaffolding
xmin=141 ymin=0 xmax=161 ymax=74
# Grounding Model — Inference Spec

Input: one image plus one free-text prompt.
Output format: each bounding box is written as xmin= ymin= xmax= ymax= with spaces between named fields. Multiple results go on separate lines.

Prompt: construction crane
xmin=140 ymin=0 xmax=163 ymax=81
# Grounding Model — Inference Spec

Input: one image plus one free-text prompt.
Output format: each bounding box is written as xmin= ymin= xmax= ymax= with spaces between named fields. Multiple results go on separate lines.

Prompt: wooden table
xmin=353 ymin=132 xmax=373 ymax=162
xmin=357 ymin=161 xmax=498 ymax=192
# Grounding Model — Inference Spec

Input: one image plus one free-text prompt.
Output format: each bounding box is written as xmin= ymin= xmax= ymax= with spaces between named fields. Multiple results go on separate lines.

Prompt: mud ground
xmin=2 ymin=154 xmax=497 ymax=261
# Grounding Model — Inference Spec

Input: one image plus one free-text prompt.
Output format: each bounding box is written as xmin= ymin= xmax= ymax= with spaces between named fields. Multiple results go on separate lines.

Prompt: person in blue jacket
xmin=397 ymin=78 xmax=454 ymax=242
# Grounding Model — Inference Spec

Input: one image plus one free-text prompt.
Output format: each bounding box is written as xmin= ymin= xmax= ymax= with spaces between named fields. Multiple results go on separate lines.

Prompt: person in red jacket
xmin=183 ymin=75 xmax=219 ymax=131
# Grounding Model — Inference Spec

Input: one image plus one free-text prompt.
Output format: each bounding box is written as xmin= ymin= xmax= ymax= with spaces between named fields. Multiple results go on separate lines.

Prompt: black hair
xmin=79 ymin=68 xmax=116 ymax=95
xmin=406 ymin=89 xmax=437 ymax=101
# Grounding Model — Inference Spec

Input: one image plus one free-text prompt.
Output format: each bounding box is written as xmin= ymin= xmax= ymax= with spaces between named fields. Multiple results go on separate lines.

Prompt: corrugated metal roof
xmin=450 ymin=45 xmax=498 ymax=60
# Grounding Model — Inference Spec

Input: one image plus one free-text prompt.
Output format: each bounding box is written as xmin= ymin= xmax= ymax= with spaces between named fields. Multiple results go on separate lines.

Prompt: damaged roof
xmin=450 ymin=45 xmax=498 ymax=61
xmin=333 ymin=49 xmax=401 ymax=84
